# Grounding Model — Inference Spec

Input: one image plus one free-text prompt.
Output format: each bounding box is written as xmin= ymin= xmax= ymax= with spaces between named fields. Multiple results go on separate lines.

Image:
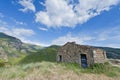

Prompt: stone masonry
xmin=57 ymin=42 xmax=107 ymax=67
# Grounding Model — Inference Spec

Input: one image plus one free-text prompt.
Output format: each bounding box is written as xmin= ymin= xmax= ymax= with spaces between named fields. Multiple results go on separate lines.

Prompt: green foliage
xmin=19 ymin=47 xmax=57 ymax=64
xmin=0 ymin=59 xmax=5 ymax=67
xmin=80 ymin=62 xmax=120 ymax=77
xmin=58 ymin=62 xmax=120 ymax=77
xmin=8 ymin=55 xmax=25 ymax=65
xmin=60 ymin=62 xmax=80 ymax=71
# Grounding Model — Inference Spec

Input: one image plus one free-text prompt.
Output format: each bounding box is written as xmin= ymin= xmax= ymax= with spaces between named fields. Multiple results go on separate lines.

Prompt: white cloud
xmin=39 ymin=1 xmax=45 ymax=6
xmin=51 ymin=26 xmax=120 ymax=48
xmin=16 ymin=21 xmax=25 ymax=25
xmin=22 ymin=39 xmax=50 ymax=46
xmin=0 ymin=27 xmax=9 ymax=32
xmin=75 ymin=0 xmax=120 ymax=24
xmin=106 ymin=44 xmax=120 ymax=48
xmin=18 ymin=0 xmax=35 ymax=13
xmin=36 ymin=0 xmax=120 ymax=28
xmin=14 ymin=19 xmax=26 ymax=25
xmin=0 ymin=27 xmax=35 ymax=41
xmin=12 ymin=28 xmax=35 ymax=37
xmin=10 ymin=17 xmax=26 ymax=25
xmin=35 ymin=0 xmax=77 ymax=28
xmin=0 ymin=26 xmax=49 ymax=46
xmin=39 ymin=27 xmax=48 ymax=31
xmin=97 ymin=27 xmax=120 ymax=41
xmin=52 ymin=33 xmax=93 ymax=45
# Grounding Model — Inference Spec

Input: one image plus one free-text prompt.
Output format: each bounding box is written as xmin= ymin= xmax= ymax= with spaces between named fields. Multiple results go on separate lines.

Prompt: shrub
xmin=0 ymin=59 xmax=5 ymax=67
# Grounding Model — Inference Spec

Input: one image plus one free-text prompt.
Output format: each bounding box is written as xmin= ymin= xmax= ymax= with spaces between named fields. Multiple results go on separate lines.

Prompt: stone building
xmin=57 ymin=42 xmax=107 ymax=68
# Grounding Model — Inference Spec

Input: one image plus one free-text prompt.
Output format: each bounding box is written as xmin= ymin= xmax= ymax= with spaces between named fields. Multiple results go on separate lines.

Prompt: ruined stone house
xmin=57 ymin=42 xmax=107 ymax=68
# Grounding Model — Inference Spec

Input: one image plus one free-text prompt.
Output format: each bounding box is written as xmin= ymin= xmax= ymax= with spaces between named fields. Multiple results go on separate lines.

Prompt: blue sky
xmin=0 ymin=0 xmax=120 ymax=48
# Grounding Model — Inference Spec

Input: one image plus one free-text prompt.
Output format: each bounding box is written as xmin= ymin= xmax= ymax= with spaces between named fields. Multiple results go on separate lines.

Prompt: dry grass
xmin=0 ymin=61 xmax=120 ymax=80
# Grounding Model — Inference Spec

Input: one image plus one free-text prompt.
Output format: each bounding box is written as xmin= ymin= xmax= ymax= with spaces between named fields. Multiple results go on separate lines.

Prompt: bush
xmin=0 ymin=59 xmax=5 ymax=67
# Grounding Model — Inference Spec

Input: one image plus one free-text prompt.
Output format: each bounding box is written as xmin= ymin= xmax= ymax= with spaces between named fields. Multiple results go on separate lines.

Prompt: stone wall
xmin=93 ymin=48 xmax=107 ymax=63
xmin=57 ymin=42 xmax=107 ymax=67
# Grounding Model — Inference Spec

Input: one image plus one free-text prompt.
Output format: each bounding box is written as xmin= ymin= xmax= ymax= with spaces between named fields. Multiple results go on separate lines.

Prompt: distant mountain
xmin=0 ymin=32 xmax=120 ymax=63
xmin=0 ymin=32 xmax=41 ymax=61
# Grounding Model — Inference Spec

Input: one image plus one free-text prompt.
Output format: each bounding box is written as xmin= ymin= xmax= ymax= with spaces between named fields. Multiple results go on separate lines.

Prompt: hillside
xmin=0 ymin=32 xmax=41 ymax=61
xmin=19 ymin=46 xmax=57 ymax=64
xmin=0 ymin=32 xmax=120 ymax=61
xmin=0 ymin=33 xmax=120 ymax=80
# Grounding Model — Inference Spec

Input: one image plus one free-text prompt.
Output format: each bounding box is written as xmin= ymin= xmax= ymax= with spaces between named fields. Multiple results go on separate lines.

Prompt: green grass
xmin=0 ymin=59 xmax=5 ymax=67
xmin=19 ymin=47 xmax=57 ymax=64
xmin=0 ymin=62 xmax=59 ymax=79
xmin=0 ymin=61 xmax=120 ymax=80
xmin=60 ymin=62 xmax=120 ymax=77
xmin=0 ymin=46 xmax=120 ymax=79
xmin=17 ymin=46 xmax=120 ymax=77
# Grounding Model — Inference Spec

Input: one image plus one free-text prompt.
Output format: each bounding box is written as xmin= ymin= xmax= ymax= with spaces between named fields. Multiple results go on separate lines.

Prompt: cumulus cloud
xmin=35 ymin=0 xmax=120 ymax=28
xmin=18 ymin=0 xmax=35 ymax=12
xmin=35 ymin=0 xmax=77 ymax=28
xmin=52 ymin=33 xmax=94 ymax=45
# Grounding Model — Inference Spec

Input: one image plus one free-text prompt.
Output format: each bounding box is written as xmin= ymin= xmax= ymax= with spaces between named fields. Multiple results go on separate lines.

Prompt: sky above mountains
xmin=0 ymin=0 xmax=120 ymax=48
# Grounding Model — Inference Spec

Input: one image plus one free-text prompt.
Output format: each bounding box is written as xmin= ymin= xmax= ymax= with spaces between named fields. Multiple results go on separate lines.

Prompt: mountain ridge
xmin=0 ymin=32 xmax=120 ymax=63
xmin=0 ymin=32 xmax=41 ymax=61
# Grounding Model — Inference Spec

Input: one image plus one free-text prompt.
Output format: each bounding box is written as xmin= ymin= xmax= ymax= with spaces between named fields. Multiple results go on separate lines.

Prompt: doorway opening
xmin=81 ymin=54 xmax=88 ymax=68
xmin=58 ymin=55 xmax=62 ymax=62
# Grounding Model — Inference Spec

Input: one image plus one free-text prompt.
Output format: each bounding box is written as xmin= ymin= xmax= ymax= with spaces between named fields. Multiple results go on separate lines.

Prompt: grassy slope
xmin=0 ymin=46 xmax=120 ymax=80
xmin=0 ymin=62 xmax=120 ymax=80
xmin=19 ymin=47 xmax=57 ymax=64
xmin=0 ymin=33 xmax=120 ymax=80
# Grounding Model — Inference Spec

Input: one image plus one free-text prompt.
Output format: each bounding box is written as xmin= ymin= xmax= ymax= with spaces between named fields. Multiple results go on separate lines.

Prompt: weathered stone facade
xmin=57 ymin=42 xmax=107 ymax=67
